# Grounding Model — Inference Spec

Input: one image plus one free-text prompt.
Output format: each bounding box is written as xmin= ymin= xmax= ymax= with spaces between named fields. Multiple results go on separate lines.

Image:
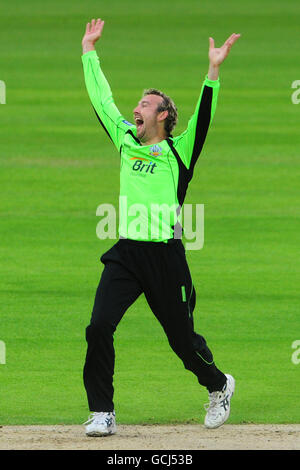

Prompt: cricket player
xmin=81 ymin=18 xmax=240 ymax=436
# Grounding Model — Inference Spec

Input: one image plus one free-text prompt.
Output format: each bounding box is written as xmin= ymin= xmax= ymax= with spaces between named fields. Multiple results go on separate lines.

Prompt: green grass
xmin=0 ymin=0 xmax=299 ymax=425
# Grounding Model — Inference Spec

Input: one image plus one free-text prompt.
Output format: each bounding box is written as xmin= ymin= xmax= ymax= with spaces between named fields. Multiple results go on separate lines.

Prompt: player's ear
xmin=157 ymin=110 xmax=168 ymax=122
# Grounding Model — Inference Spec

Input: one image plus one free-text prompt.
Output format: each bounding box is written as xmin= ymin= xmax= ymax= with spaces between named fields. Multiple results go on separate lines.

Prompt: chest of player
xmin=120 ymin=138 xmax=179 ymax=182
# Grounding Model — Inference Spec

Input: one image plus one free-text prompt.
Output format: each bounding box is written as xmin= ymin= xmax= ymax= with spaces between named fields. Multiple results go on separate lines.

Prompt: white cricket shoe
xmin=204 ymin=374 xmax=235 ymax=429
xmin=84 ymin=411 xmax=117 ymax=436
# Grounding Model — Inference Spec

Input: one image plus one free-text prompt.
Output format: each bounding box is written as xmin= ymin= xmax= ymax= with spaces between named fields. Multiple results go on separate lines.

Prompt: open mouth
xmin=134 ymin=116 xmax=144 ymax=130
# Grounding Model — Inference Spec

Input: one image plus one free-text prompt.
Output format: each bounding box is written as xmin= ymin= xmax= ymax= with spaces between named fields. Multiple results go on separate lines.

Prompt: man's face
xmin=133 ymin=94 xmax=164 ymax=142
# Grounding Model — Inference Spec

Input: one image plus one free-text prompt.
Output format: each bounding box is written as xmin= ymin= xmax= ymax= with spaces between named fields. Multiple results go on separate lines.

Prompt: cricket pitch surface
xmin=0 ymin=424 xmax=299 ymax=450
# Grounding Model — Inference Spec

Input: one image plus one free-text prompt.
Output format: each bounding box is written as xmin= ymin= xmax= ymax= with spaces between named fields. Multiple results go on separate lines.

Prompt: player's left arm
xmin=173 ymin=33 xmax=241 ymax=171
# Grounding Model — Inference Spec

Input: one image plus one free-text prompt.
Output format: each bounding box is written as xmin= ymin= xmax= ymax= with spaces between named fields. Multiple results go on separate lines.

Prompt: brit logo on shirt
xmin=149 ymin=145 xmax=163 ymax=157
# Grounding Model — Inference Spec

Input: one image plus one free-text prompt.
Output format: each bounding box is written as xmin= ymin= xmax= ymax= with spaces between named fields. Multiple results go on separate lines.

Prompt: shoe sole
xmin=86 ymin=426 xmax=116 ymax=437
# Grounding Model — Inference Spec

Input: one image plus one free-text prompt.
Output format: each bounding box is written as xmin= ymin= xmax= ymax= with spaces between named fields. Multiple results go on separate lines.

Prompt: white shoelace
xmin=84 ymin=412 xmax=110 ymax=425
xmin=204 ymin=390 xmax=225 ymax=415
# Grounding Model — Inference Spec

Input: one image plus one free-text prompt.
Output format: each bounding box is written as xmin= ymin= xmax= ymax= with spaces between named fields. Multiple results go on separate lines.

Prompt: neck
xmin=141 ymin=132 xmax=167 ymax=146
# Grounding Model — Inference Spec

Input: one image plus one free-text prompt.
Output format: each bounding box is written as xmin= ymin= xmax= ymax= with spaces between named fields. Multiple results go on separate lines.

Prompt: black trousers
xmin=83 ymin=238 xmax=226 ymax=412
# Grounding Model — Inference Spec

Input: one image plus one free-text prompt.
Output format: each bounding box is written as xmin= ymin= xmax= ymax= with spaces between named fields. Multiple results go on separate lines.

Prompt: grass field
xmin=0 ymin=0 xmax=299 ymax=426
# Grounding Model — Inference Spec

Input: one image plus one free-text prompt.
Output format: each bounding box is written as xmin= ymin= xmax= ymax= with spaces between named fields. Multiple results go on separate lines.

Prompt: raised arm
xmin=81 ymin=18 xmax=133 ymax=151
xmin=172 ymin=33 xmax=241 ymax=172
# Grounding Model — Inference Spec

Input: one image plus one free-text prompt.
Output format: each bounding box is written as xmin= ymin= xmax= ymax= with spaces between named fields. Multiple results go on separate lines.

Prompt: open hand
xmin=82 ymin=18 xmax=105 ymax=53
xmin=209 ymin=33 xmax=241 ymax=67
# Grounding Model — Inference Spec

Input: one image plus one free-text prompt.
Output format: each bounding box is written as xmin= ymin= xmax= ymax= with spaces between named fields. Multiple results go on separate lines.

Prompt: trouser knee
xmin=192 ymin=334 xmax=214 ymax=364
xmin=84 ymin=320 xmax=116 ymax=371
xmin=169 ymin=332 xmax=213 ymax=363
xmin=85 ymin=319 xmax=115 ymax=344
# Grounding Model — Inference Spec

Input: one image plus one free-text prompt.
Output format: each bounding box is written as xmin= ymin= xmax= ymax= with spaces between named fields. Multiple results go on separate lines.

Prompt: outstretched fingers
xmin=85 ymin=18 xmax=104 ymax=34
xmin=223 ymin=33 xmax=241 ymax=50
xmin=208 ymin=32 xmax=241 ymax=67
xmin=97 ymin=18 xmax=105 ymax=35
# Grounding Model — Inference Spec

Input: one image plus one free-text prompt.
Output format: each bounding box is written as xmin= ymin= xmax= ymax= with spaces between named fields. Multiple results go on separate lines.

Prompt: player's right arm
xmin=81 ymin=18 xmax=131 ymax=151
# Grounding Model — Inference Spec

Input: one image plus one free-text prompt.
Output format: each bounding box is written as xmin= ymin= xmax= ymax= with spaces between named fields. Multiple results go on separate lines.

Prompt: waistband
xmin=118 ymin=236 xmax=182 ymax=247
